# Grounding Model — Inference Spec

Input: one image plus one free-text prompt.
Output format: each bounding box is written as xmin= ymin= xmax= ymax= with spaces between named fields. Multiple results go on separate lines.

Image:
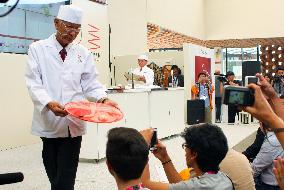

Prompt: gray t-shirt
xmin=169 ymin=172 xmax=233 ymax=190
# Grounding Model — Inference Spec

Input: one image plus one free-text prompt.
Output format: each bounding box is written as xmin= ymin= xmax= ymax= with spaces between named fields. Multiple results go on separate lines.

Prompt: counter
xmin=80 ymin=88 xmax=185 ymax=160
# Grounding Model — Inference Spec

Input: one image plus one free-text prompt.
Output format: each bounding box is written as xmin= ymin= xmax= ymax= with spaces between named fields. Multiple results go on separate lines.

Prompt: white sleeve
xmin=25 ymin=45 xmax=52 ymax=113
xmin=81 ymin=52 xmax=107 ymax=101
xmin=145 ymin=69 xmax=154 ymax=85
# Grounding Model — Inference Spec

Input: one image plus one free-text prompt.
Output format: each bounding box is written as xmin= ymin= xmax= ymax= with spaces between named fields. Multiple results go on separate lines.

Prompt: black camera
xmin=215 ymin=73 xmax=228 ymax=83
xmin=223 ymin=86 xmax=255 ymax=106
xmin=149 ymin=128 xmax=158 ymax=151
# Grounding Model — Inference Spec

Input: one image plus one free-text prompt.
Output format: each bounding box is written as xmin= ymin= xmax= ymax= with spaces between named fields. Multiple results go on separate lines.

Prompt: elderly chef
xmin=25 ymin=4 xmax=117 ymax=190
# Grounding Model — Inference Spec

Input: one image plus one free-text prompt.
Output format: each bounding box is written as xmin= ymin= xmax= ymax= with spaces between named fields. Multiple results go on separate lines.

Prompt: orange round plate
xmin=65 ymin=101 xmax=123 ymax=123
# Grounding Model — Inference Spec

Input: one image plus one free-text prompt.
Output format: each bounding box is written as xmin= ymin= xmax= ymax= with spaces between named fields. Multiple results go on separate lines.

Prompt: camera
xmin=223 ymin=86 xmax=255 ymax=106
xmin=245 ymin=76 xmax=259 ymax=86
xmin=214 ymin=73 xmax=228 ymax=83
xmin=149 ymin=128 xmax=158 ymax=151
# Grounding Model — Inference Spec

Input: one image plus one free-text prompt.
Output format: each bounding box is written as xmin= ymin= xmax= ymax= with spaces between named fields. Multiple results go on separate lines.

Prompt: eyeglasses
xmin=182 ymin=143 xmax=189 ymax=150
xmin=61 ymin=21 xmax=81 ymax=33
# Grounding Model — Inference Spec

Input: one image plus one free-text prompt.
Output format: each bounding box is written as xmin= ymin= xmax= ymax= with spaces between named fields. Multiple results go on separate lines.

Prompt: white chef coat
xmin=25 ymin=34 xmax=107 ymax=138
xmin=132 ymin=66 xmax=154 ymax=85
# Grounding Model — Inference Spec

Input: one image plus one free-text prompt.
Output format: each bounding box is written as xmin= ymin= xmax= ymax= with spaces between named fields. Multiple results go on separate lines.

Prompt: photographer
xmin=271 ymin=67 xmax=284 ymax=98
xmin=241 ymin=74 xmax=284 ymax=190
xmin=140 ymin=124 xmax=233 ymax=190
xmin=224 ymin=71 xmax=242 ymax=124
xmin=242 ymin=73 xmax=284 ymax=149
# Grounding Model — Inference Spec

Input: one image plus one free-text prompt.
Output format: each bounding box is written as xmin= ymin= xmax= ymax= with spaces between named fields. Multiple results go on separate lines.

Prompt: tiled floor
xmin=0 ymin=123 xmax=258 ymax=190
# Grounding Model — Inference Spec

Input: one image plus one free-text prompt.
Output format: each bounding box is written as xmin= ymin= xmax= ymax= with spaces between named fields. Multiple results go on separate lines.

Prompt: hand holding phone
xmin=149 ymin=128 xmax=158 ymax=151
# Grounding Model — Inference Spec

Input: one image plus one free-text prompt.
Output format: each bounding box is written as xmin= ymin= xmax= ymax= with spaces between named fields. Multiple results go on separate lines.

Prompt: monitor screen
xmin=228 ymin=90 xmax=245 ymax=104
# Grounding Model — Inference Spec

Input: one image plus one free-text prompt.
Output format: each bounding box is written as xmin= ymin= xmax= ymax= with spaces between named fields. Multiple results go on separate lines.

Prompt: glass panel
xmin=221 ymin=48 xmax=226 ymax=75
xmin=242 ymin=47 xmax=258 ymax=61
xmin=0 ymin=0 xmax=70 ymax=54
xmin=227 ymin=48 xmax=242 ymax=80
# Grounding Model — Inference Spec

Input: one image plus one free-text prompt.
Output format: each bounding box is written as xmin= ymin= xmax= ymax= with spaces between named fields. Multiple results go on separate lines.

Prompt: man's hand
xmin=242 ymin=83 xmax=277 ymax=124
xmin=140 ymin=128 xmax=154 ymax=146
xmin=152 ymin=140 xmax=171 ymax=163
xmin=256 ymin=73 xmax=278 ymax=100
xmin=139 ymin=76 xmax=146 ymax=83
xmin=47 ymin=101 xmax=68 ymax=117
xmin=140 ymin=129 xmax=171 ymax=162
xmin=273 ymin=157 xmax=284 ymax=190
xmin=99 ymin=98 xmax=119 ymax=109
xmin=229 ymin=81 xmax=239 ymax=86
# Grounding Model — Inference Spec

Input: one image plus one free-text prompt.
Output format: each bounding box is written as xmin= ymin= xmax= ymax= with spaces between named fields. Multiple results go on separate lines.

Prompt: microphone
xmin=0 ymin=172 xmax=24 ymax=185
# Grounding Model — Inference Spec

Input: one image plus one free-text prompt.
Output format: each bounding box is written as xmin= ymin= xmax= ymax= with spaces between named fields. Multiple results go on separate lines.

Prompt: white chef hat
xmin=138 ymin=54 xmax=148 ymax=61
xmin=57 ymin=5 xmax=83 ymax=25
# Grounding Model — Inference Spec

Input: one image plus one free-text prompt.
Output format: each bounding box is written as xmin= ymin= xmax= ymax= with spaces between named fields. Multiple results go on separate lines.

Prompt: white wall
xmin=108 ymin=0 xmax=148 ymax=56
xmin=0 ymin=54 xmax=37 ymax=150
xmin=73 ymin=0 xmax=109 ymax=86
xmin=205 ymin=0 xmax=284 ymax=40
xmin=147 ymin=0 xmax=205 ymax=39
xmin=183 ymin=44 xmax=215 ymax=121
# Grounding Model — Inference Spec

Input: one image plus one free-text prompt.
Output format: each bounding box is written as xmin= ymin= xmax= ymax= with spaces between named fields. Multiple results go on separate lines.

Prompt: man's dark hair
xmin=276 ymin=67 xmax=284 ymax=73
xmin=106 ymin=127 xmax=149 ymax=182
xmin=181 ymin=123 xmax=228 ymax=172
xmin=198 ymin=72 xmax=207 ymax=78
xmin=171 ymin=65 xmax=179 ymax=70
xmin=226 ymin=71 xmax=235 ymax=78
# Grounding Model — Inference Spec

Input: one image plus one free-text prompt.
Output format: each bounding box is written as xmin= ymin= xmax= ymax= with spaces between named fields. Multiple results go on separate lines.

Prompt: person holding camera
xmin=272 ymin=67 xmax=284 ymax=98
xmin=242 ymin=73 xmax=284 ymax=147
xmin=240 ymin=73 xmax=284 ymax=190
xmin=140 ymin=123 xmax=234 ymax=190
xmin=225 ymin=71 xmax=242 ymax=124
xmin=224 ymin=72 xmax=284 ymax=190
xmin=191 ymin=72 xmax=214 ymax=123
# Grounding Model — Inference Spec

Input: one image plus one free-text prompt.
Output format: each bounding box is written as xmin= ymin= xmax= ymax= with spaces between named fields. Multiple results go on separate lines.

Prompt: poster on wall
xmin=195 ymin=56 xmax=211 ymax=82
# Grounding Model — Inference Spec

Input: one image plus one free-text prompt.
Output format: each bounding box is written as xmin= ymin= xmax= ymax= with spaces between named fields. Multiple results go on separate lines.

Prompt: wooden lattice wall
xmin=260 ymin=45 xmax=284 ymax=75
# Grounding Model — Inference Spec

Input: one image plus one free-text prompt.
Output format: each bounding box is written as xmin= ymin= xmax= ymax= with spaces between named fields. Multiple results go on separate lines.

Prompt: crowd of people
xmin=22 ymin=3 xmax=284 ymax=190
xmin=191 ymin=67 xmax=284 ymax=124
xmin=108 ymin=73 xmax=284 ymax=190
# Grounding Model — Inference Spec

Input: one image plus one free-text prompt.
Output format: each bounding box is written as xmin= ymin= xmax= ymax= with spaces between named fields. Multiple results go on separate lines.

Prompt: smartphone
xmin=149 ymin=128 xmax=158 ymax=151
xmin=223 ymin=86 xmax=255 ymax=106
xmin=245 ymin=76 xmax=259 ymax=86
